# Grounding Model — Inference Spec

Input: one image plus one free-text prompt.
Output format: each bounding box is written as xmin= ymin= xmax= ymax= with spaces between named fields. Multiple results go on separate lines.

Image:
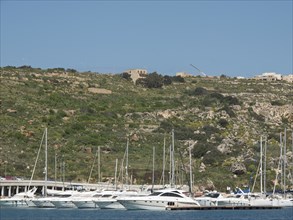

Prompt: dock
xmin=166 ymin=205 xmax=282 ymax=211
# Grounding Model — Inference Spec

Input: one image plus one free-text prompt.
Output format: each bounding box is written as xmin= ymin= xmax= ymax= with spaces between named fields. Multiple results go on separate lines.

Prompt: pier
xmin=0 ymin=180 xmax=106 ymax=197
xmin=166 ymin=205 xmax=282 ymax=211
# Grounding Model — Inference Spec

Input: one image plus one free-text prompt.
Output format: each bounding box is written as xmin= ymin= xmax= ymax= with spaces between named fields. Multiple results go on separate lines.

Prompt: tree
xmin=163 ymin=75 xmax=172 ymax=85
xmin=172 ymin=75 xmax=185 ymax=83
xmin=121 ymin=72 xmax=131 ymax=81
xmin=139 ymin=72 xmax=163 ymax=88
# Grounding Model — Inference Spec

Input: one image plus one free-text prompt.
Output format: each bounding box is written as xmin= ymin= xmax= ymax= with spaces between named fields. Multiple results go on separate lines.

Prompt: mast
xmin=29 ymin=129 xmax=46 ymax=190
xmin=273 ymin=133 xmax=283 ymax=195
xmin=114 ymin=158 xmax=118 ymax=190
xmin=125 ymin=138 xmax=129 ymax=187
xmin=283 ymin=128 xmax=287 ymax=197
xmin=44 ymin=127 xmax=48 ymax=197
xmin=260 ymin=136 xmax=263 ymax=194
xmin=280 ymin=133 xmax=283 ymax=192
xmin=162 ymin=136 xmax=166 ymax=186
xmin=169 ymin=143 xmax=172 ymax=187
xmin=171 ymin=129 xmax=175 ymax=188
xmin=264 ymin=136 xmax=267 ymax=194
xmin=152 ymin=146 xmax=155 ymax=192
xmin=98 ymin=146 xmax=101 ymax=183
xmin=291 ymin=131 xmax=293 ymax=186
xmin=189 ymin=141 xmax=193 ymax=194
xmin=54 ymin=152 xmax=57 ymax=184
xmin=88 ymin=148 xmax=98 ymax=183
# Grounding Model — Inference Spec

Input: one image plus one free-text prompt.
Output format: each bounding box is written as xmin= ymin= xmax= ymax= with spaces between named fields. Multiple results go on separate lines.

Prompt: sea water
xmin=0 ymin=207 xmax=292 ymax=220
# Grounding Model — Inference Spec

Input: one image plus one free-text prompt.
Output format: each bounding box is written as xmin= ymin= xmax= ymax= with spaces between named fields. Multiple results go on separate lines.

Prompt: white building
xmin=282 ymin=74 xmax=293 ymax=83
xmin=176 ymin=72 xmax=193 ymax=78
xmin=124 ymin=69 xmax=148 ymax=84
xmin=254 ymin=72 xmax=282 ymax=81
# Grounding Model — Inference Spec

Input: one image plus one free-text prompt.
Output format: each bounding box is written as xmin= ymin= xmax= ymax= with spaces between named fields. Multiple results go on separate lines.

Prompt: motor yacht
xmin=117 ymin=188 xmax=200 ymax=210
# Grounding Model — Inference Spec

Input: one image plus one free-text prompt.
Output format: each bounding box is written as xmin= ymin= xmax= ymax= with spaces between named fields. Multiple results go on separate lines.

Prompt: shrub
xmin=172 ymin=76 xmax=185 ymax=83
xmin=248 ymin=107 xmax=265 ymax=122
xmin=202 ymin=125 xmax=219 ymax=136
xmin=220 ymin=105 xmax=236 ymax=118
xmin=218 ymin=118 xmax=229 ymax=127
xmin=121 ymin=72 xmax=131 ymax=81
xmin=224 ymin=96 xmax=241 ymax=105
xmin=163 ymin=75 xmax=172 ymax=85
xmin=271 ymin=100 xmax=285 ymax=106
xmin=137 ymin=72 xmax=163 ymax=88
xmin=191 ymin=87 xmax=208 ymax=96
xmin=202 ymin=92 xmax=225 ymax=107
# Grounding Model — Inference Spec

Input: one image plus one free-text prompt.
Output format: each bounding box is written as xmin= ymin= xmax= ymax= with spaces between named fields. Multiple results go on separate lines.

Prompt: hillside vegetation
xmin=0 ymin=66 xmax=292 ymax=192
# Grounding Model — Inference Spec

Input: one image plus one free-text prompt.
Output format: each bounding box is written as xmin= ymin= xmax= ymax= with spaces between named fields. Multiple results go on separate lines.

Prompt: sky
xmin=1 ymin=0 xmax=292 ymax=77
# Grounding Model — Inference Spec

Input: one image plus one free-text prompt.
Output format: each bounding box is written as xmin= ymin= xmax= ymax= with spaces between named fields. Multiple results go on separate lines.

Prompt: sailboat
xmin=249 ymin=133 xmax=293 ymax=207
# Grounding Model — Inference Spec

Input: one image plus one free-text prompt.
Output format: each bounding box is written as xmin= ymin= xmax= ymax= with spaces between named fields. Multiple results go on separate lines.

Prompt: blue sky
xmin=1 ymin=0 xmax=292 ymax=77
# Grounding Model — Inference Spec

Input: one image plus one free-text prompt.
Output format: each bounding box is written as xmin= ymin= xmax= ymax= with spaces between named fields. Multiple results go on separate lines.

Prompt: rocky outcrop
xmin=230 ymin=162 xmax=247 ymax=175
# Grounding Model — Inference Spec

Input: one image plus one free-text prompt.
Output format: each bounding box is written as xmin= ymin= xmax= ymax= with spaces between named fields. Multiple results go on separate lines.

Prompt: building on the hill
xmin=124 ymin=69 xmax=148 ymax=84
xmin=254 ymin=72 xmax=282 ymax=81
xmin=282 ymin=74 xmax=293 ymax=83
xmin=176 ymin=72 xmax=193 ymax=78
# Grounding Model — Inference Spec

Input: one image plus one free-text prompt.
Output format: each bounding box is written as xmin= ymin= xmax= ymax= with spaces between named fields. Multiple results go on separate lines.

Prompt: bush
xmin=271 ymin=100 xmax=285 ymax=106
xmin=224 ymin=96 xmax=241 ymax=105
xmin=121 ymin=72 xmax=131 ymax=81
xmin=172 ymin=76 xmax=185 ymax=83
xmin=191 ymin=87 xmax=208 ymax=96
xmin=137 ymin=72 xmax=163 ymax=88
xmin=66 ymin=68 xmax=77 ymax=73
xmin=202 ymin=125 xmax=219 ymax=136
xmin=218 ymin=118 xmax=229 ymax=127
xmin=248 ymin=107 xmax=265 ymax=122
xmin=202 ymin=92 xmax=224 ymax=107
xmin=220 ymin=105 xmax=236 ymax=118
xmin=163 ymin=75 xmax=172 ymax=85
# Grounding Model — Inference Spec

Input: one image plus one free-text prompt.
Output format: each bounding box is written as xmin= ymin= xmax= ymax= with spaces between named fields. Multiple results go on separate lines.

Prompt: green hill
xmin=0 ymin=66 xmax=292 ymax=192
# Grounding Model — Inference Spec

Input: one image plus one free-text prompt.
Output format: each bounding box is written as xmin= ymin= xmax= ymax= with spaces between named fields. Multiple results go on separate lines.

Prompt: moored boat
xmin=118 ymin=188 xmax=200 ymax=210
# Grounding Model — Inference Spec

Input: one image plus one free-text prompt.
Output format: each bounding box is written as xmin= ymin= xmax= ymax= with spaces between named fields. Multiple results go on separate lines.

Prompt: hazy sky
xmin=1 ymin=0 xmax=292 ymax=77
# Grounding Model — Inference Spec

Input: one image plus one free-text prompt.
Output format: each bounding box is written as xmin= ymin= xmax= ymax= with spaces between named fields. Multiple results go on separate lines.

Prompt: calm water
xmin=0 ymin=207 xmax=292 ymax=220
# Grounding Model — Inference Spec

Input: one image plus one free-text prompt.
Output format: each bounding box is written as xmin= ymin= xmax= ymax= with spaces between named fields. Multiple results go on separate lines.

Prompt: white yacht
xmin=31 ymin=190 xmax=77 ymax=208
xmin=93 ymin=190 xmax=145 ymax=209
xmin=49 ymin=191 xmax=80 ymax=208
xmin=117 ymin=188 xmax=200 ymax=210
xmin=194 ymin=191 xmax=222 ymax=206
xmin=0 ymin=187 xmax=37 ymax=207
xmin=216 ymin=195 xmax=249 ymax=206
xmin=194 ymin=191 xmax=250 ymax=207
xmin=71 ymin=191 xmax=102 ymax=209
xmin=248 ymin=193 xmax=293 ymax=207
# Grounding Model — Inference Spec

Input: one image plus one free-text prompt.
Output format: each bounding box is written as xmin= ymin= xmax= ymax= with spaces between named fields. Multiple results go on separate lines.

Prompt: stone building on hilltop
xmin=124 ymin=69 xmax=148 ymax=84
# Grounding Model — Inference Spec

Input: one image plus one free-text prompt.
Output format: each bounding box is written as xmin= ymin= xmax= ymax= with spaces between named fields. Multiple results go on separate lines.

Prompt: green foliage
xmin=143 ymin=72 xmax=164 ymax=88
xmin=220 ymin=105 xmax=236 ymax=117
xmin=66 ymin=68 xmax=77 ymax=73
xmin=271 ymin=100 xmax=285 ymax=106
xmin=190 ymin=87 xmax=208 ymax=96
xmin=47 ymin=67 xmax=65 ymax=72
xmin=172 ymin=75 xmax=185 ymax=83
xmin=218 ymin=118 xmax=229 ymax=127
xmin=121 ymin=72 xmax=131 ymax=81
xmin=202 ymin=125 xmax=219 ymax=136
xmin=248 ymin=107 xmax=265 ymax=122
xmin=163 ymin=75 xmax=172 ymax=85
xmin=224 ymin=96 xmax=241 ymax=105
